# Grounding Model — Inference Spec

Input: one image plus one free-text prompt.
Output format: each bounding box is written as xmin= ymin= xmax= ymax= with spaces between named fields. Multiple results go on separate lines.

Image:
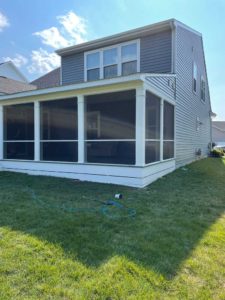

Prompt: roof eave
xmin=56 ymin=19 xmax=174 ymax=56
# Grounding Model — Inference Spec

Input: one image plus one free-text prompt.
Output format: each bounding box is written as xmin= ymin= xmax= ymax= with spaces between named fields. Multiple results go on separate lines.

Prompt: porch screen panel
xmin=145 ymin=91 xmax=160 ymax=163
xmin=163 ymin=101 xmax=174 ymax=159
xmin=40 ymin=98 xmax=78 ymax=162
xmin=3 ymin=103 xmax=34 ymax=160
xmin=85 ymin=90 xmax=135 ymax=164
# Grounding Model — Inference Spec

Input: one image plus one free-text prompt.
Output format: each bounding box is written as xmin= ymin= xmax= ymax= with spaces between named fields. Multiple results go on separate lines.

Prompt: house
xmin=0 ymin=61 xmax=36 ymax=95
xmin=0 ymin=19 xmax=213 ymax=187
xmin=31 ymin=67 xmax=61 ymax=89
xmin=0 ymin=61 xmax=28 ymax=83
xmin=212 ymin=121 xmax=225 ymax=147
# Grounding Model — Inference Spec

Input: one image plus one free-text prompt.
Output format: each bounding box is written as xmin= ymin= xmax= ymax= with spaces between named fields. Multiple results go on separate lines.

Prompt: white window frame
xmin=84 ymin=39 xmax=140 ymax=82
xmin=200 ymin=76 xmax=206 ymax=103
xmin=193 ymin=62 xmax=197 ymax=94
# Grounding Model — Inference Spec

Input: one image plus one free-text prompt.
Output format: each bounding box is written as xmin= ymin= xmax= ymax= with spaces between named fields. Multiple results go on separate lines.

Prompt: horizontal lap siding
xmin=62 ymin=52 xmax=84 ymax=85
xmin=175 ymin=26 xmax=211 ymax=167
xmin=61 ymin=30 xmax=172 ymax=85
xmin=140 ymin=30 xmax=172 ymax=73
xmin=145 ymin=76 xmax=175 ymax=99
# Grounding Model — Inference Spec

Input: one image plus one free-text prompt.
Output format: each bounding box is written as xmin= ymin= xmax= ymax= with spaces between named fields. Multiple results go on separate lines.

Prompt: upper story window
xmin=86 ymin=52 xmax=100 ymax=81
xmin=85 ymin=40 xmax=140 ymax=81
xmin=201 ymin=76 xmax=206 ymax=102
xmin=193 ymin=62 xmax=197 ymax=93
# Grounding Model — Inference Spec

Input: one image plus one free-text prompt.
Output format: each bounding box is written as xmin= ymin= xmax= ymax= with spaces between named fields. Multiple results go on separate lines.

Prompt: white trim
xmin=84 ymin=39 xmax=140 ymax=82
xmin=78 ymin=95 xmax=85 ymax=163
xmin=0 ymin=73 xmax=144 ymax=102
xmin=0 ymin=105 xmax=3 ymax=160
xmin=34 ymin=101 xmax=40 ymax=161
xmin=135 ymin=86 xmax=146 ymax=166
xmin=174 ymin=20 xmax=202 ymax=37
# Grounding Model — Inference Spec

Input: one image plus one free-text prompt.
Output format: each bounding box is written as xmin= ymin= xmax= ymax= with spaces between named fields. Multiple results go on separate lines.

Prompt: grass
xmin=0 ymin=158 xmax=225 ymax=299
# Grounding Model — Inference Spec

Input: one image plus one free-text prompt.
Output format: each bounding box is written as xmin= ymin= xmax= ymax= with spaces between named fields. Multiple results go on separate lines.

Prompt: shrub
xmin=210 ymin=149 xmax=224 ymax=157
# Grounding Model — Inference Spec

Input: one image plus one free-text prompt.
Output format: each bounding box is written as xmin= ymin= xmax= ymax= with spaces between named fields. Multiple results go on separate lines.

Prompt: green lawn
xmin=0 ymin=158 xmax=225 ymax=299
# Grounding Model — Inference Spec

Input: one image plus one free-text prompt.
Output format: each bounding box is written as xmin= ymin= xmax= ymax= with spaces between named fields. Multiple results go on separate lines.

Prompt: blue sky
xmin=0 ymin=0 xmax=224 ymax=120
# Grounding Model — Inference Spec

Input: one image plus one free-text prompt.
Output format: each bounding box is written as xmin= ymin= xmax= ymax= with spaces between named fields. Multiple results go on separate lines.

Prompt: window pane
xmin=163 ymin=141 xmax=174 ymax=160
xmin=145 ymin=141 xmax=160 ymax=164
xmin=85 ymin=90 xmax=135 ymax=139
xmin=121 ymin=43 xmax=137 ymax=62
xmin=146 ymin=91 xmax=160 ymax=139
xmin=4 ymin=103 xmax=34 ymax=141
xmin=193 ymin=63 xmax=197 ymax=92
xmin=40 ymin=98 xmax=78 ymax=140
xmin=103 ymin=48 xmax=117 ymax=65
xmin=201 ymin=79 xmax=205 ymax=101
xmin=86 ymin=52 xmax=100 ymax=69
xmin=86 ymin=141 xmax=135 ymax=164
xmin=122 ymin=61 xmax=137 ymax=76
xmin=41 ymin=142 xmax=78 ymax=162
xmin=87 ymin=68 xmax=100 ymax=81
xmin=163 ymin=102 xmax=174 ymax=140
xmin=104 ymin=65 xmax=117 ymax=78
xmin=4 ymin=142 xmax=34 ymax=160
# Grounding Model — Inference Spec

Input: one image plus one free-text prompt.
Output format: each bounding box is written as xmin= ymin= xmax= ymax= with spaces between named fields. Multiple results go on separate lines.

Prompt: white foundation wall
xmin=0 ymin=159 xmax=175 ymax=188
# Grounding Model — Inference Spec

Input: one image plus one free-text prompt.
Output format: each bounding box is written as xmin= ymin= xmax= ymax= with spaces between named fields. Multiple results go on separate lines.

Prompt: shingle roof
xmin=212 ymin=121 xmax=225 ymax=131
xmin=0 ymin=76 xmax=36 ymax=95
xmin=31 ymin=68 xmax=60 ymax=89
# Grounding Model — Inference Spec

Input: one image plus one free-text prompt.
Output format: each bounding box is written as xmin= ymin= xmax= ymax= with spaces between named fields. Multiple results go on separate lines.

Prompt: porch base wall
xmin=0 ymin=159 xmax=175 ymax=188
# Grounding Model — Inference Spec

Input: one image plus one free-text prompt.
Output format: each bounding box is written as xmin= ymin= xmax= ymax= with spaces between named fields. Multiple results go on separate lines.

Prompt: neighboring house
xmin=212 ymin=121 xmax=225 ymax=146
xmin=0 ymin=61 xmax=28 ymax=83
xmin=0 ymin=61 xmax=36 ymax=95
xmin=0 ymin=19 xmax=213 ymax=187
xmin=31 ymin=67 xmax=60 ymax=89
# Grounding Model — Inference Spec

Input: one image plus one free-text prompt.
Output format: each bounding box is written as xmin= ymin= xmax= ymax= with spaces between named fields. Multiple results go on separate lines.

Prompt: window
xmin=103 ymin=48 xmax=118 ymax=79
xmin=85 ymin=90 xmax=136 ymax=164
xmin=163 ymin=101 xmax=174 ymax=160
xmin=86 ymin=52 xmax=100 ymax=81
xmin=3 ymin=103 xmax=34 ymax=160
xmin=145 ymin=91 xmax=161 ymax=164
xmin=85 ymin=40 xmax=139 ymax=81
xmin=201 ymin=76 xmax=206 ymax=102
xmin=193 ymin=62 xmax=197 ymax=93
xmin=121 ymin=43 xmax=137 ymax=76
xmin=40 ymin=98 xmax=78 ymax=162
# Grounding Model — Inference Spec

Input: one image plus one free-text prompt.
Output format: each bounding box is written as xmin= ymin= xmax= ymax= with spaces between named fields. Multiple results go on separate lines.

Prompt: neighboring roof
xmin=212 ymin=121 xmax=225 ymax=132
xmin=0 ymin=76 xmax=36 ymax=95
xmin=56 ymin=19 xmax=202 ymax=57
xmin=31 ymin=67 xmax=61 ymax=89
xmin=0 ymin=61 xmax=28 ymax=83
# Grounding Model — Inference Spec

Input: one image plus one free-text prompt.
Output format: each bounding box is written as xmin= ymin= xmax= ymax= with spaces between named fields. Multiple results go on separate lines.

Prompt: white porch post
xmin=135 ymin=86 xmax=146 ymax=166
xmin=160 ymin=99 xmax=164 ymax=161
xmin=0 ymin=105 xmax=3 ymax=160
xmin=78 ymin=95 xmax=85 ymax=163
xmin=34 ymin=101 xmax=40 ymax=161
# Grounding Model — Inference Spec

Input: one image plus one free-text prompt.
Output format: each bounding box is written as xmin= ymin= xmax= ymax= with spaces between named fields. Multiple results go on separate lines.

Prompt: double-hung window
xmin=200 ymin=76 xmax=206 ymax=102
xmin=85 ymin=40 xmax=139 ymax=81
xmin=121 ymin=43 xmax=137 ymax=76
xmin=86 ymin=52 xmax=100 ymax=81
xmin=193 ymin=62 xmax=197 ymax=93
xmin=103 ymin=47 xmax=118 ymax=79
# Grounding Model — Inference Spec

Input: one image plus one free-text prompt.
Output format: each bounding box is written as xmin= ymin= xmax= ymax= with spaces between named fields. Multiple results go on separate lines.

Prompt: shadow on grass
xmin=0 ymin=158 xmax=224 ymax=279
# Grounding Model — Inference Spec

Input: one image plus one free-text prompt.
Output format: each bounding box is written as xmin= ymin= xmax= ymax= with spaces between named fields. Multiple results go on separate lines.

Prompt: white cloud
xmin=34 ymin=26 xmax=70 ymax=49
xmin=2 ymin=54 xmax=28 ymax=68
xmin=57 ymin=11 xmax=87 ymax=44
xmin=27 ymin=48 xmax=60 ymax=74
xmin=33 ymin=11 xmax=88 ymax=50
xmin=0 ymin=12 xmax=9 ymax=32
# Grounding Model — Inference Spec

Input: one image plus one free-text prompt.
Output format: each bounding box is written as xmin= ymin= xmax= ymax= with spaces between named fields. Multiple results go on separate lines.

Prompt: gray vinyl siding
xmin=61 ymin=52 xmax=84 ymax=85
xmin=145 ymin=76 xmax=175 ymax=99
xmin=175 ymin=26 xmax=211 ymax=167
xmin=61 ymin=30 xmax=172 ymax=85
xmin=140 ymin=30 xmax=172 ymax=73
